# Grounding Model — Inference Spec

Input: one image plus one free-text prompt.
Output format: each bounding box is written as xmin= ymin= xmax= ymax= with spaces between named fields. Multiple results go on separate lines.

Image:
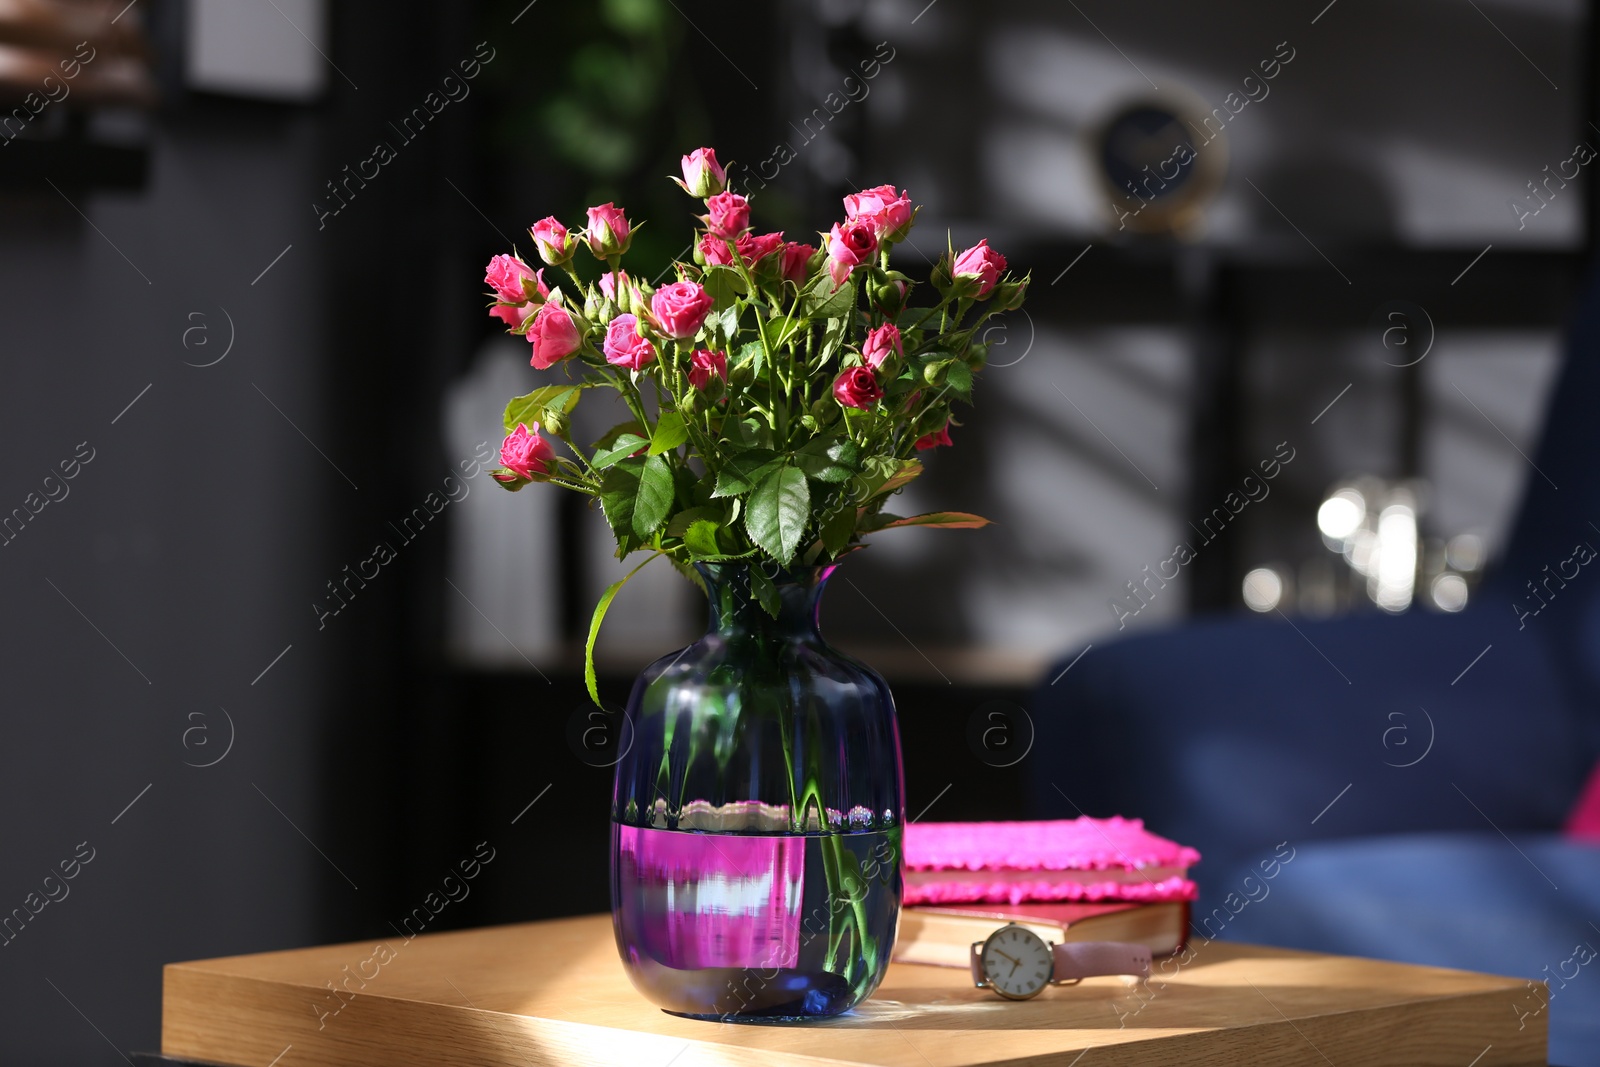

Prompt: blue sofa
xmin=1030 ymin=271 xmax=1600 ymax=1066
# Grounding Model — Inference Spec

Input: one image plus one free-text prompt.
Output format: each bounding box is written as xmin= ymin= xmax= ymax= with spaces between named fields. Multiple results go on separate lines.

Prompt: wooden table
xmin=161 ymin=914 xmax=1547 ymax=1066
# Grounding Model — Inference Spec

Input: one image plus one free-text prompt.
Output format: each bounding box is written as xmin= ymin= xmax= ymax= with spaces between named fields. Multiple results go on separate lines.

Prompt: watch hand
xmin=992 ymin=949 xmax=1020 ymax=967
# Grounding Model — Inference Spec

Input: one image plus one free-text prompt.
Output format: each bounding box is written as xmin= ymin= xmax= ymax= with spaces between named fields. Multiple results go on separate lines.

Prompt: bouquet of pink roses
xmin=481 ymin=147 xmax=1027 ymax=699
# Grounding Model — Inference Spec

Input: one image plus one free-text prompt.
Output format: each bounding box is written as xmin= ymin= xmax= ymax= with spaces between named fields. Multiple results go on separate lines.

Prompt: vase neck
xmin=697 ymin=562 xmax=834 ymax=641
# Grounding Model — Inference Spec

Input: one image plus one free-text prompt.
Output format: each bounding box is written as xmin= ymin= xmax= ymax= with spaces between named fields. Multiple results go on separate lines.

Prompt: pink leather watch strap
xmin=1051 ymin=941 xmax=1152 ymax=981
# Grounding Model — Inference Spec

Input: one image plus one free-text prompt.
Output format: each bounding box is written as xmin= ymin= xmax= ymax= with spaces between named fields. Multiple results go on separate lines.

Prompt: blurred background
xmin=0 ymin=0 xmax=1591 ymax=1061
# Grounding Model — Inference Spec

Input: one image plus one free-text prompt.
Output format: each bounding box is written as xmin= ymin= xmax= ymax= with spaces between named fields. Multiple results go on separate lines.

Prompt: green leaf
xmin=504 ymin=385 xmax=583 ymax=434
xmin=761 ymin=315 xmax=803 ymax=352
xmin=683 ymin=519 xmax=723 ymax=557
xmin=875 ymin=459 xmax=923 ymax=498
xmin=701 ymin=264 xmax=747 ymax=310
xmin=731 ymin=339 xmax=765 ymax=370
xmin=805 ymin=272 xmax=857 ymax=321
xmin=748 ymin=564 xmax=781 ymax=618
xmin=584 ymin=553 xmax=661 ymax=706
xmin=722 ymin=415 xmax=765 ymax=448
xmin=792 ymin=436 xmax=862 ymax=484
xmin=712 ymin=448 xmax=780 ymax=498
xmin=592 ymin=433 xmax=649 ymax=469
xmin=666 ymin=505 xmax=721 ymax=537
xmin=601 ymin=455 xmax=675 ymax=539
xmin=745 ymin=463 xmax=810 ymax=563
xmin=592 ymin=420 xmax=647 ymax=450
xmin=711 ymin=304 xmax=740 ymax=346
xmin=821 ymin=500 xmax=857 ymax=555
xmin=944 ymin=359 xmax=973 ymax=399
xmin=649 ymin=411 xmax=688 ymax=455
xmin=862 ymin=511 xmax=991 ymax=532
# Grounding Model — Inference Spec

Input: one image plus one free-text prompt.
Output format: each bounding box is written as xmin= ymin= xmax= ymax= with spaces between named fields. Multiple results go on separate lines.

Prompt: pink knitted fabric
xmin=902 ymin=817 xmax=1199 ymax=905
xmin=904 ymin=816 xmax=1201 ymax=872
xmin=904 ymin=875 xmax=1195 ymax=906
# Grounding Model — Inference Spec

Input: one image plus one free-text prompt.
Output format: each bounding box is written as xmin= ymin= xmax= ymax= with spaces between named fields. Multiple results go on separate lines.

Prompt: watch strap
xmin=1051 ymin=941 xmax=1152 ymax=982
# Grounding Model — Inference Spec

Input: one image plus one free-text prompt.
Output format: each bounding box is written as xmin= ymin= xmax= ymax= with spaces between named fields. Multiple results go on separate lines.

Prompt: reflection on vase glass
xmin=610 ymin=563 xmax=904 ymax=1021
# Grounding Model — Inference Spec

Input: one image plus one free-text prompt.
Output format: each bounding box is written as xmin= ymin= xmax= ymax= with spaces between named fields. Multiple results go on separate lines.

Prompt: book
xmin=892 ymin=900 xmax=1192 ymax=968
xmin=903 ymin=816 xmax=1200 ymax=906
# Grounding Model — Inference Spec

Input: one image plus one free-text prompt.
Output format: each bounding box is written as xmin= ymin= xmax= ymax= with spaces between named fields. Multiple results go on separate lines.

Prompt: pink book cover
xmin=902 ymin=816 xmax=1201 ymax=906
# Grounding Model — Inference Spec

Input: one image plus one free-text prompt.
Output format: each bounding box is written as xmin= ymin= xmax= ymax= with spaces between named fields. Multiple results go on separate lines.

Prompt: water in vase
xmin=612 ymin=822 xmax=902 ymax=1020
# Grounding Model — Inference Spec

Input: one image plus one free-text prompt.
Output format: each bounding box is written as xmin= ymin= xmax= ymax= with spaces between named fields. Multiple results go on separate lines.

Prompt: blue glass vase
xmin=610 ymin=562 xmax=905 ymax=1021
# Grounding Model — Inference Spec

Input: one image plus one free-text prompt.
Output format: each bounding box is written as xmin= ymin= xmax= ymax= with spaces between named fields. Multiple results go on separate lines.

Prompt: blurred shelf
xmin=917 ymin=221 xmax=1586 ymax=328
xmin=0 ymin=136 xmax=148 ymax=189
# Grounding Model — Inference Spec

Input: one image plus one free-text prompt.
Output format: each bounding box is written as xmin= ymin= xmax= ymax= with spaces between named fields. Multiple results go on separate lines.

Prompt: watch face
xmin=981 ymin=926 xmax=1053 ymax=1000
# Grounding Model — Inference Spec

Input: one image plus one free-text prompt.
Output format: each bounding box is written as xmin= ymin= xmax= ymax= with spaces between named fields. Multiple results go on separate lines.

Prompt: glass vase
xmin=610 ymin=561 xmax=904 ymax=1022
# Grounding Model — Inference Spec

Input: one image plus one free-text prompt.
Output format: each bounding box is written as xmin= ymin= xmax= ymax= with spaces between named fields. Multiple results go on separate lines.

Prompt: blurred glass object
xmin=1300 ymin=477 xmax=1484 ymax=617
xmin=1317 ymin=488 xmax=1366 ymax=543
xmin=1242 ymin=566 xmax=1284 ymax=613
xmin=1431 ymin=572 xmax=1470 ymax=613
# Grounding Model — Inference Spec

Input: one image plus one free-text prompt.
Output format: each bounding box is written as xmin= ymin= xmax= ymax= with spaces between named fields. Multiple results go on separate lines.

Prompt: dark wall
xmin=0 ymin=109 xmax=332 ymax=1061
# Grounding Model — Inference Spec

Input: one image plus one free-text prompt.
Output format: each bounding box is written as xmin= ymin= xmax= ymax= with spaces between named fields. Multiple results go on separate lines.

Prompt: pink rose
xmin=698 ymin=232 xmax=736 ymax=267
xmin=826 ymin=219 xmax=879 ymax=288
xmin=526 ymin=302 xmax=581 ymax=369
xmin=499 ymin=422 xmax=557 ymax=481
xmin=650 ymin=281 xmax=714 ymax=339
xmin=484 ymin=253 xmax=539 ymax=304
xmin=735 ymin=231 xmax=785 ymax=268
xmin=833 ymin=366 xmax=883 ymax=409
xmin=530 ymin=217 xmax=574 ymax=266
xmin=599 ymin=271 xmax=637 ymax=306
xmin=861 ymin=323 xmax=903 ymax=369
xmin=844 ymin=184 xmax=915 ymax=242
xmin=781 ymin=242 xmax=815 ymax=283
xmin=678 ymin=147 xmax=727 ymax=198
xmin=585 ymin=202 xmax=632 ymax=258
xmin=703 ymin=191 xmax=750 ymax=240
xmin=914 ymin=422 xmax=954 ymax=451
xmin=603 ymin=313 xmax=657 ymax=371
xmin=490 ymin=301 xmax=536 ymax=329
xmin=688 ymin=348 xmax=728 ymax=390
xmin=953 ymin=239 xmax=1007 ymax=298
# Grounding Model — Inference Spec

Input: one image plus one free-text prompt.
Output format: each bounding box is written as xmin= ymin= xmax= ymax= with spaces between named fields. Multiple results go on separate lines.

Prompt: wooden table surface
xmin=162 ymin=913 xmax=1547 ymax=1067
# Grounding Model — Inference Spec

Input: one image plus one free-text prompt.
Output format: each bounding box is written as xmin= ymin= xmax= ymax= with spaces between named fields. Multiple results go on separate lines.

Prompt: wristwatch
xmin=971 ymin=923 xmax=1152 ymax=1000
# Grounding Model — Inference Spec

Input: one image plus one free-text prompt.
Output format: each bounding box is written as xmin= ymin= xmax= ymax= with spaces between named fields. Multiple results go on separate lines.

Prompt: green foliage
xmin=745 ymin=464 xmax=810 ymax=563
xmin=482 ymin=148 xmax=1028 ymax=699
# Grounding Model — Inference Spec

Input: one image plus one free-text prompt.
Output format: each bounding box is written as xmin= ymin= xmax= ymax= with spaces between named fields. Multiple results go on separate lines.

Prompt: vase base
xmin=662 ymin=1008 xmax=850 ymax=1025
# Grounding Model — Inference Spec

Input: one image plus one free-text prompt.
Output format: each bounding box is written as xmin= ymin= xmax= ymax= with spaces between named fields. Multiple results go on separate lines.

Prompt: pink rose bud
xmin=677 ymin=147 xmax=727 ymax=198
xmin=687 ymin=348 xmax=729 ymax=390
xmin=602 ymin=313 xmax=657 ymax=371
xmin=489 ymin=301 xmax=536 ymax=330
xmin=530 ymin=217 xmax=575 ymax=266
xmin=735 ymin=231 xmax=785 ymax=268
xmin=780 ymin=241 xmax=815 ymax=284
xmin=585 ymin=202 xmax=632 ymax=258
xmin=826 ymin=219 xmax=879 ymax=288
xmin=599 ymin=270 xmax=637 ymax=307
xmin=526 ymin=301 xmax=581 ymax=369
xmin=650 ymin=280 xmax=715 ymax=339
xmin=833 ymin=366 xmax=883 ymax=409
xmin=500 ymin=422 xmax=558 ymax=481
xmin=844 ymin=184 xmax=915 ymax=243
xmin=914 ymin=421 xmax=954 ymax=451
xmin=703 ymin=191 xmax=751 ymax=240
xmin=697 ymin=231 xmax=737 ymax=267
xmin=484 ymin=253 xmax=541 ymax=304
xmin=861 ymin=323 xmax=903 ymax=369
xmin=953 ymin=239 xmax=1008 ymax=298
